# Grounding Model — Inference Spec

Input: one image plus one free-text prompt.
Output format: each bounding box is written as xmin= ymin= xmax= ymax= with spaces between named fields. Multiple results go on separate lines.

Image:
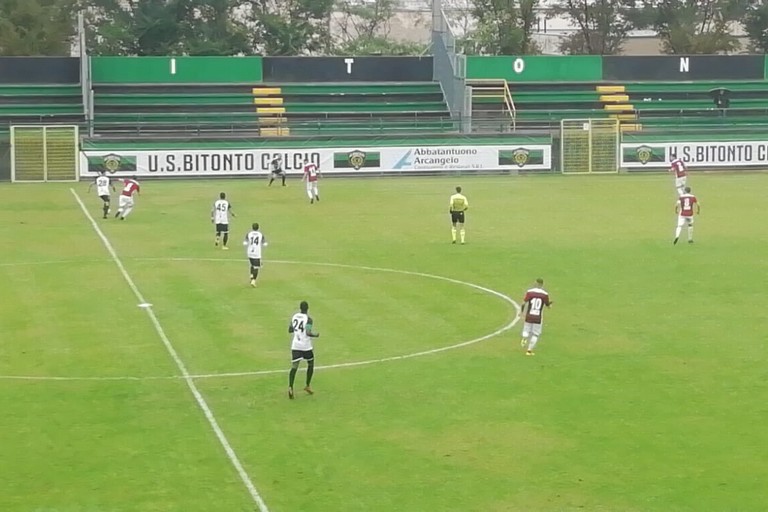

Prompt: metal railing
xmin=466 ymin=79 xmax=516 ymax=132
xmin=432 ymin=5 xmax=467 ymax=129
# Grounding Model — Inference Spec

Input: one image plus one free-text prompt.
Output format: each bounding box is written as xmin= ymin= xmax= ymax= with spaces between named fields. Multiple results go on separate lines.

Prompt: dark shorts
xmin=451 ymin=211 xmax=466 ymax=224
xmin=291 ymin=350 xmax=314 ymax=362
xmin=271 ymin=169 xmax=285 ymax=176
xmin=215 ymin=223 xmax=229 ymax=234
xmin=99 ymin=195 xmax=110 ymax=203
xmin=249 ymin=257 xmax=262 ymax=268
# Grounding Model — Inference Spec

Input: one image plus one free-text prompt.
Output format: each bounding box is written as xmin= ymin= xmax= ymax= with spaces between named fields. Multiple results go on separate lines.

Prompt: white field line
xmin=69 ymin=189 xmax=270 ymax=512
xmin=0 ymin=257 xmax=521 ymax=382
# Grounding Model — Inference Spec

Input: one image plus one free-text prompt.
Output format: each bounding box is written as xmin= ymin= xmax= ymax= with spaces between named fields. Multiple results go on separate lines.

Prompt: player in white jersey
xmin=88 ymin=171 xmax=115 ymax=219
xmin=211 ymin=192 xmax=235 ymax=250
xmin=302 ymin=158 xmax=320 ymax=204
xmin=287 ymin=300 xmax=320 ymax=399
xmin=243 ymin=222 xmax=267 ymax=287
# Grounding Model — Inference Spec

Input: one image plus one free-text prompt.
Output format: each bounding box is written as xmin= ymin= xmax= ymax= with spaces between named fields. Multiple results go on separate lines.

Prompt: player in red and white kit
xmin=302 ymin=159 xmax=320 ymax=204
xmin=670 ymin=157 xmax=687 ymax=196
xmin=520 ymin=278 xmax=553 ymax=356
xmin=116 ymin=176 xmax=140 ymax=220
xmin=673 ymin=186 xmax=700 ymax=245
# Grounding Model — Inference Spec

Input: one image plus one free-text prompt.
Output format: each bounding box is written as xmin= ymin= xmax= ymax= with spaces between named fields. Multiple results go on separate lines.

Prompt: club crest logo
xmin=512 ymin=148 xmax=530 ymax=168
xmin=347 ymin=150 xmax=366 ymax=170
xmin=636 ymin=145 xmax=653 ymax=165
xmin=103 ymin=153 xmax=122 ymax=173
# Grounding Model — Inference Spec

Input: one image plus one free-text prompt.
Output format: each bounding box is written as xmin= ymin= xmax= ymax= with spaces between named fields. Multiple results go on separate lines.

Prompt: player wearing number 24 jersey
xmin=520 ymin=278 xmax=553 ymax=356
xmin=287 ymin=301 xmax=320 ymax=399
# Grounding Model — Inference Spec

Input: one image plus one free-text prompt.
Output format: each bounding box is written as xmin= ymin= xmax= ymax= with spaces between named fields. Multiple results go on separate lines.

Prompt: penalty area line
xmin=69 ymin=189 xmax=270 ymax=512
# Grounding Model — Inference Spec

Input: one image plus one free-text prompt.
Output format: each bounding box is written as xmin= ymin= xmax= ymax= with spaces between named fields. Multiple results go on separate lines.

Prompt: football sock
xmin=306 ymin=361 xmax=314 ymax=386
xmin=674 ymin=226 xmax=682 ymax=239
xmin=289 ymin=367 xmax=298 ymax=388
xmin=307 ymin=189 xmax=313 ymax=200
xmin=687 ymin=226 xmax=694 ymax=241
xmin=102 ymin=203 xmax=109 ymax=217
xmin=281 ymin=176 xmax=286 ymax=186
xmin=115 ymin=209 xmax=122 ymax=218
xmin=268 ymin=178 xmax=274 ymax=186
xmin=315 ymin=194 xmax=320 ymax=202
xmin=460 ymin=228 xmax=466 ymax=243
xmin=451 ymin=227 xmax=457 ymax=242
xmin=122 ymin=206 xmax=133 ymax=219
xmin=250 ymin=267 xmax=259 ymax=280
xmin=222 ymin=233 xmax=229 ymax=246
xmin=528 ymin=335 xmax=539 ymax=351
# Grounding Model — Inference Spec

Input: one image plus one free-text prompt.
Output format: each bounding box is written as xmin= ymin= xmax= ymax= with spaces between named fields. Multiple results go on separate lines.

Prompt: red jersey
xmin=677 ymin=193 xmax=698 ymax=217
xmin=121 ymin=179 xmax=140 ymax=197
xmin=522 ymin=287 xmax=551 ymax=324
xmin=303 ymin=163 xmax=319 ymax=182
xmin=670 ymin=158 xmax=687 ymax=178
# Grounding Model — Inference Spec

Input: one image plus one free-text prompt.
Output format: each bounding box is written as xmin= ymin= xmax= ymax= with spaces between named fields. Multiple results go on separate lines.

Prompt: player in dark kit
xmin=268 ymin=155 xmax=286 ymax=187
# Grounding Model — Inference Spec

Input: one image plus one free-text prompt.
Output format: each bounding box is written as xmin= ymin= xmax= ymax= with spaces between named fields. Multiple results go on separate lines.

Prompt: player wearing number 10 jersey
xmin=520 ymin=278 xmax=553 ymax=356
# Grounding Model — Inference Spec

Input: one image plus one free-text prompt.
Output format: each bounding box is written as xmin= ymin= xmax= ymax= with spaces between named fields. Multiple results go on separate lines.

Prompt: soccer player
xmin=670 ymin=157 xmax=688 ymax=197
xmin=520 ymin=278 xmax=553 ymax=356
xmin=674 ymin=186 xmax=700 ymax=245
xmin=302 ymin=158 xmax=320 ymax=204
xmin=243 ymin=222 xmax=267 ymax=287
xmin=288 ymin=300 xmax=320 ymax=399
xmin=211 ymin=192 xmax=235 ymax=250
xmin=449 ymin=186 xmax=469 ymax=244
xmin=268 ymin=155 xmax=286 ymax=187
xmin=115 ymin=176 xmax=140 ymax=220
xmin=88 ymin=170 xmax=115 ymax=219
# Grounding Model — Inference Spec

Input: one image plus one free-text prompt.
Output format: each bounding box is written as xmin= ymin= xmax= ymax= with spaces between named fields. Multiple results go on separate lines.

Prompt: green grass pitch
xmin=1 ymin=173 xmax=767 ymax=512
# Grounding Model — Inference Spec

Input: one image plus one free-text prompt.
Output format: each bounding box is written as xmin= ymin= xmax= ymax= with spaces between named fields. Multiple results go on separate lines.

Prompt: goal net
xmin=560 ymin=119 xmax=619 ymax=174
xmin=11 ymin=125 xmax=79 ymax=182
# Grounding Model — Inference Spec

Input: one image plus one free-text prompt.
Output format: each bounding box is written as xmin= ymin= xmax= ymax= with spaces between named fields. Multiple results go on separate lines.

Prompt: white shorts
xmin=675 ymin=176 xmax=687 ymax=189
xmin=677 ymin=215 xmax=694 ymax=228
xmin=306 ymin=180 xmax=318 ymax=190
xmin=522 ymin=322 xmax=542 ymax=338
xmin=118 ymin=195 xmax=134 ymax=208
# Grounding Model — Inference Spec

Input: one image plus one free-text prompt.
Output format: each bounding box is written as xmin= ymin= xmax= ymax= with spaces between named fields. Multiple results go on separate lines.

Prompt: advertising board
xmin=621 ymin=141 xmax=768 ymax=169
xmin=80 ymin=144 xmax=553 ymax=177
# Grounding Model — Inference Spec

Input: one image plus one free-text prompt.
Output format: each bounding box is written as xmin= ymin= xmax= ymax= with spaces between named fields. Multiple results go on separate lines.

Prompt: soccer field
xmin=1 ymin=173 xmax=767 ymax=512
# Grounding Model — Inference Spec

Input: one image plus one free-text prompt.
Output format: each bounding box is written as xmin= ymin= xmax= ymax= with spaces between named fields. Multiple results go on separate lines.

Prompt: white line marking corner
xmin=69 ymin=189 xmax=270 ymax=512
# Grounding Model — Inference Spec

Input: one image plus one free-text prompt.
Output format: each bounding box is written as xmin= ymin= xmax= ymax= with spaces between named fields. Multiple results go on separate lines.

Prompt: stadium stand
xmin=0 ymin=85 xmax=84 ymax=129
xmin=92 ymin=82 xmax=454 ymax=136
xmin=471 ymin=80 xmax=768 ymax=133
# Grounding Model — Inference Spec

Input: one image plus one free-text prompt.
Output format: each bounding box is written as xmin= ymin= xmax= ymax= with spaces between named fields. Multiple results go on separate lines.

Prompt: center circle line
xmin=0 ymin=257 xmax=521 ymax=382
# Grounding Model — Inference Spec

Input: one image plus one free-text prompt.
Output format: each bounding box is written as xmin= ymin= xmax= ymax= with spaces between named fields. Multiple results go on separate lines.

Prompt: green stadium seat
xmin=91 ymin=82 xmax=453 ymax=136
xmin=471 ymin=79 xmax=768 ymax=133
xmin=0 ymin=85 xmax=85 ymax=129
